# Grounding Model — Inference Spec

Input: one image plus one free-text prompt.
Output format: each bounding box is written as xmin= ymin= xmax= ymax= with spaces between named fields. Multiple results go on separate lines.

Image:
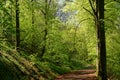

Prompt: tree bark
xmin=31 ymin=0 xmax=34 ymax=26
xmin=39 ymin=0 xmax=48 ymax=58
xmin=96 ymin=0 xmax=107 ymax=80
xmin=15 ymin=0 xmax=20 ymax=51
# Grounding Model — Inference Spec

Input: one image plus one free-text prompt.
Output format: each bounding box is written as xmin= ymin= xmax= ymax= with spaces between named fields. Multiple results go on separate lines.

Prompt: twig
xmin=83 ymin=7 xmax=94 ymax=16
xmin=88 ymin=0 xmax=96 ymax=15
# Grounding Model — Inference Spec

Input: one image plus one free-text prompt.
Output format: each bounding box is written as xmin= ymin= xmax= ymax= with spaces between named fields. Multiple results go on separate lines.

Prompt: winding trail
xmin=55 ymin=69 xmax=97 ymax=80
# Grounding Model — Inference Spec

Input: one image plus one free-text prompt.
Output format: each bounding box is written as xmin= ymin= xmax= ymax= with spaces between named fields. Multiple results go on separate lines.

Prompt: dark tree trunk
xmin=31 ymin=0 xmax=34 ymax=26
xmin=30 ymin=0 xmax=36 ymax=53
xmin=15 ymin=0 xmax=20 ymax=51
xmin=38 ymin=0 xmax=56 ymax=58
xmin=38 ymin=0 xmax=48 ymax=58
xmin=96 ymin=0 xmax=107 ymax=80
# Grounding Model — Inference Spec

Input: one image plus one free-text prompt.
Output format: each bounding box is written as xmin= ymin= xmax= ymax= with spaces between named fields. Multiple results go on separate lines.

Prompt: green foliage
xmin=0 ymin=56 xmax=19 ymax=80
xmin=104 ymin=1 xmax=120 ymax=79
xmin=1 ymin=0 xmax=120 ymax=79
xmin=49 ymin=63 xmax=71 ymax=74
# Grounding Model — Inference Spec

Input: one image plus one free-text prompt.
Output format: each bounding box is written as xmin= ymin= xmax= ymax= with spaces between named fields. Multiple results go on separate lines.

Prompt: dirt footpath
xmin=55 ymin=69 xmax=97 ymax=80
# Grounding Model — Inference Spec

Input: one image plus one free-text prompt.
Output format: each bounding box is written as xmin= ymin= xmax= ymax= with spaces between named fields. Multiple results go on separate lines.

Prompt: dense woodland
xmin=0 ymin=0 xmax=120 ymax=80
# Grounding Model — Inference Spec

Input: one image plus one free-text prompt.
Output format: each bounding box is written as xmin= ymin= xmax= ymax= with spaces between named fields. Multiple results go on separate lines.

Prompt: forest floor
xmin=55 ymin=69 xmax=97 ymax=80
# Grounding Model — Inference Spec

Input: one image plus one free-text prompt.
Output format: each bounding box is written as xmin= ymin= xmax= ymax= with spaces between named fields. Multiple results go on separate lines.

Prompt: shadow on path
xmin=55 ymin=69 xmax=97 ymax=80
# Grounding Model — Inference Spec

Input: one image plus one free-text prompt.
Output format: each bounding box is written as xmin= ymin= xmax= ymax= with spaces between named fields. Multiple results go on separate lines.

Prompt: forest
xmin=0 ymin=0 xmax=120 ymax=80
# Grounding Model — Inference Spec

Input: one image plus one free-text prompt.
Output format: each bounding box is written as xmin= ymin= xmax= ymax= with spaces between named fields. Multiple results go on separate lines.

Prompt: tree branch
xmin=79 ymin=18 xmax=92 ymax=23
xmin=83 ymin=7 xmax=94 ymax=16
xmin=41 ymin=9 xmax=46 ymax=15
xmin=88 ymin=0 xmax=96 ymax=14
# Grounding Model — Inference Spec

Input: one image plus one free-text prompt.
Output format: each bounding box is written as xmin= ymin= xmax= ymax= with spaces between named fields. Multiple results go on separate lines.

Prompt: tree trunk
xmin=31 ymin=0 xmax=34 ymax=26
xmin=15 ymin=0 xmax=20 ymax=51
xmin=96 ymin=0 xmax=107 ymax=80
xmin=38 ymin=0 xmax=48 ymax=58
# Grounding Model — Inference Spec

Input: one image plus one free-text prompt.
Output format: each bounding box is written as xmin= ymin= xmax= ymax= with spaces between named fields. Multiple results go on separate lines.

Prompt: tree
xmin=31 ymin=0 xmax=35 ymax=27
xmin=40 ymin=0 xmax=48 ymax=57
xmin=84 ymin=0 xmax=107 ymax=79
xmin=15 ymin=0 xmax=20 ymax=51
xmin=63 ymin=0 xmax=107 ymax=79
xmin=38 ymin=0 xmax=57 ymax=58
xmin=95 ymin=0 xmax=107 ymax=79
